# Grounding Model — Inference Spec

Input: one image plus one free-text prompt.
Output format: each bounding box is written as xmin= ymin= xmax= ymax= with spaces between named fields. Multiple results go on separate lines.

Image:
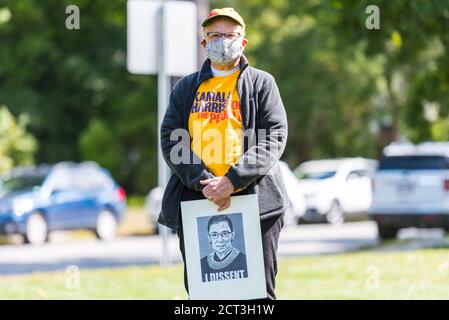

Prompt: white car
xmin=370 ymin=141 xmax=449 ymax=240
xmin=145 ymin=185 xmax=164 ymax=234
xmin=278 ymin=161 xmax=307 ymax=225
xmin=294 ymin=158 xmax=378 ymax=224
xmin=145 ymin=161 xmax=307 ymax=231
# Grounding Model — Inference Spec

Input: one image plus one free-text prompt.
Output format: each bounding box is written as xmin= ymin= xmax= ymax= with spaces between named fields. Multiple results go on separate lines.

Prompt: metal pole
xmin=157 ymin=2 xmax=172 ymax=266
xmin=194 ymin=0 xmax=209 ymax=66
xmin=157 ymin=0 xmax=203 ymax=266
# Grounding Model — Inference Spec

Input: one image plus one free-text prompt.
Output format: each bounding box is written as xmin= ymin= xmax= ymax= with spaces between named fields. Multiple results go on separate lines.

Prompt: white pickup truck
xmin=370 ymin=141 xmax=449 ymax=240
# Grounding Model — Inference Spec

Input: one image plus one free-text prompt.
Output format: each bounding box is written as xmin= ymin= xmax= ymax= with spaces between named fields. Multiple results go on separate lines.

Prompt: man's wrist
xmin=224 ymin=170 xmax=240 ymax=191
xmin=224 ymin=176 xmax=235 ymax=192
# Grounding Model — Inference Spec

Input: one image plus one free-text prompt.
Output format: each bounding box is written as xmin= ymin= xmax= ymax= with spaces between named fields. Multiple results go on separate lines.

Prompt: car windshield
xmin=0 ymin=175 xmax=46 ymax=194
xmin=296 ymin=170 xmax=337 ymax=180
xmin=379 ymin=156 xmax=449 ymax=170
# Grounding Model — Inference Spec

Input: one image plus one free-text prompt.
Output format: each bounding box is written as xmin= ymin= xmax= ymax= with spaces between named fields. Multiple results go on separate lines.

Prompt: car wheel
xmin=95 ymin=209 xmax=118 ymax=241
xmin=24 ymin=212 xmax=49 ymax=245
xmin=326 ymin=200 xmax=345 ymax=225
xmin=377 ymin=223 xmax=399 ymax=240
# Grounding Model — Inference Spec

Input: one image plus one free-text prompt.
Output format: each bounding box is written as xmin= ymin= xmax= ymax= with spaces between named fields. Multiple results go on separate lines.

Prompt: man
xmin=201 ymin=215 xmax=247 ymax=283
xmin=159 ymin=7 xmax=289 ymax=300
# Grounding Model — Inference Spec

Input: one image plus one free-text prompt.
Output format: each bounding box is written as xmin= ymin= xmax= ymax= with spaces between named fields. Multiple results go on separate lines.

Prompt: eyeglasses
xmin=206 ymin=32 xmax=242 ymax=41
xmin=209 ymin=230 xmax=232 ymax=240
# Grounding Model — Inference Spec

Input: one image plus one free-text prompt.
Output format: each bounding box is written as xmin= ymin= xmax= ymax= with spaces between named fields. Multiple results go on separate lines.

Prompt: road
xmin=2 ymin=221 xmax=448 ymax=276
xmin=0 ymin=221 xmax=384 ymax=276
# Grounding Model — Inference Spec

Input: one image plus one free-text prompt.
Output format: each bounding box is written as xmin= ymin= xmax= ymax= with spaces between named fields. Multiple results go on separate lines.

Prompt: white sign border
xmin=181 ymin=194 xmax=267 ymax=300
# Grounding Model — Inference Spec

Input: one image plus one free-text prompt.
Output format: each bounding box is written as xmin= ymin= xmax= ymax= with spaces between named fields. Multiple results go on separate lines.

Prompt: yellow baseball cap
xmin=202 ymin=7 xmax=245 ymax=29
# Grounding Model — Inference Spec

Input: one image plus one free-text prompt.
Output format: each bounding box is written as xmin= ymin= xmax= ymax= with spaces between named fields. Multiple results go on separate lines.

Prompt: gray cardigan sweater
xmin=158 ymin=55 xmax=290 ymax=230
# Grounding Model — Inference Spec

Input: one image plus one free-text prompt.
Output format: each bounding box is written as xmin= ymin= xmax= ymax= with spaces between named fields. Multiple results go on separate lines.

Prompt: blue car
xmin=0 ymin=161 xmax=127 ymax=245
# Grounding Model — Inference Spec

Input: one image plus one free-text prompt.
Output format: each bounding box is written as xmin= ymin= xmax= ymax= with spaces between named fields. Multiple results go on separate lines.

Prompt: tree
xmin=0 ymin=0 xmax=158 ymax=193
xmin=2 ymin=0 xmax=448 ymax=191
xmin=334 ymin=0 xmax=449 ymax=145
xmin=213 ymin=0 xmax=449 ymax=164
xmin=0 ymin=105 xmax=37 ymax=173
xmin=213 ymin=0 xmax=383 ymax=164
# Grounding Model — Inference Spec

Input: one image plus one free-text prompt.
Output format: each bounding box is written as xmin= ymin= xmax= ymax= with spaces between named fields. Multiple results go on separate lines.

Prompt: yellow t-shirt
xmin=188 ymin=70 xmax=243 ymax=180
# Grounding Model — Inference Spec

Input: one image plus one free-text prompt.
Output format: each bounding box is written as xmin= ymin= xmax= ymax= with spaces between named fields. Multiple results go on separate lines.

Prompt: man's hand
xmin=200 ymin=176 xmax=234 ymax=211
xmin=214 ymin=196 xmax=231 ymax=211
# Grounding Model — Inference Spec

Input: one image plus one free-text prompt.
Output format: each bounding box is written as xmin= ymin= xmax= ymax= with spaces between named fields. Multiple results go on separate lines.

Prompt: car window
xmin=379 ymin=156 xmax=449 ymax=170
xmin=346 ymin=170 xmax=372 ymax=180
xmin=0 ymin=175 xmax=46 ymax=194
xmin=346 ymin=171 xmax=361 ymax=180
xmin=47 ymin=166 xmax=114 ymax=192
xmin=50 ymin=170 xmax=77 ymax=192
xmin=77 ymin=168 xmax=113 ymax=191
xmin=296 ymin=170 xmax=337 ymax=180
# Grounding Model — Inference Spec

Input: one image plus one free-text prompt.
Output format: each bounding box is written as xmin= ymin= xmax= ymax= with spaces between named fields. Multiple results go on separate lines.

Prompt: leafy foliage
xmin=0 ymin=0 xmax=157 ymax=193
xmin=0 ymin=105 xmax=37 ymax=173
xmin=1 ymin=0 xmax=448 ymax=193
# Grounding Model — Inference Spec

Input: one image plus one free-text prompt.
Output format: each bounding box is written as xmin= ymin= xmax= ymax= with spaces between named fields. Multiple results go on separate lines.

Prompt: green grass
xmin=277 ymin=248 xmax=449 ymax=299
xmin=2 ymin=249 xmax=449 ymax=299
xmin=0 ymin=265 xmax=187 ymax=300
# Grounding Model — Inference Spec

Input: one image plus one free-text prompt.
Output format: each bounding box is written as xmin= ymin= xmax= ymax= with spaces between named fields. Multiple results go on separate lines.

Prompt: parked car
xmin=145 ymin=184 xmax=164 ymax=234
xmin=0 ymin=161 xmax=127 ymax=245
xmin=278 ymin=161 xmax=307 ymax=225
xmin=370 ymin=141 xmax=449 ymax=240
xmin=145 ymin=161 xmax=307 ymax=232
xmin=294 ymin=157 xmax=378 ymax=224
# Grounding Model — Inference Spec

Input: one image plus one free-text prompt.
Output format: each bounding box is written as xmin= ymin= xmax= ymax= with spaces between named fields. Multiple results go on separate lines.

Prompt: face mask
xmin=205 ymin=37 xmax=244 ymax=66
